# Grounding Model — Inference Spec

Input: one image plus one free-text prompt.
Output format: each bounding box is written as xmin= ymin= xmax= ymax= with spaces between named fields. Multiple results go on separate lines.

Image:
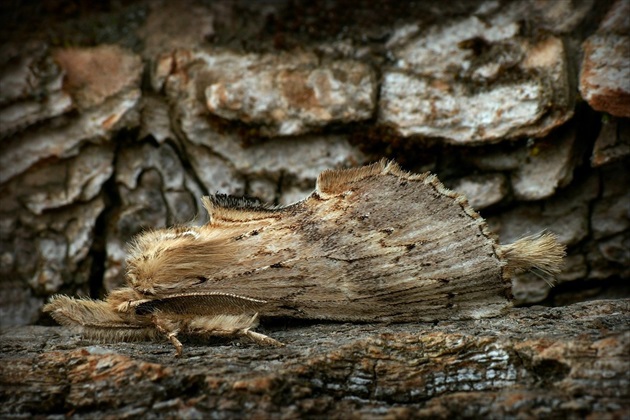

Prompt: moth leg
xmin=152 ymin=315 xmax=184 ymax=357
xmin=242 ymin=329 xmax=284 ymax=347
xmin=241 ymin=314 xmax=284 ymax=347
xmin=187 ymin=313 xmax=284 ymax=347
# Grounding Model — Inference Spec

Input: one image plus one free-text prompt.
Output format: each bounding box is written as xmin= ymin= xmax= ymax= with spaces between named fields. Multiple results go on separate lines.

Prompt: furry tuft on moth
xmin=45 ymin=160 xmax=565 ymax=356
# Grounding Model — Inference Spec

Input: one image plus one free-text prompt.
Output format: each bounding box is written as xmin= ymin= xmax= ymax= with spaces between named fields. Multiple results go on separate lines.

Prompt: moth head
xmin=125 ymin=227 xmax=231 ymax=295
xmin=105 ymin=287 xmax=152 ymax=320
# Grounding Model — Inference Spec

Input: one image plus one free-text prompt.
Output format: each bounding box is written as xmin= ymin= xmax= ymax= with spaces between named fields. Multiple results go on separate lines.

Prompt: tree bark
xmin=1 ymin=299 xmax=628 ymax=418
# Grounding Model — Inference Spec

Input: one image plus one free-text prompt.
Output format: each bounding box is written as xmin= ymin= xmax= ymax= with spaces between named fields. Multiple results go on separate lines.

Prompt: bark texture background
xmin=0 ymin=0 xmax=628 ymax=417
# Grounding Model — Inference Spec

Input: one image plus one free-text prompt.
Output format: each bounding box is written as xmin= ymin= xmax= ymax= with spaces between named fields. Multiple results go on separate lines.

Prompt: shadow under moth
xmin=45 ymin=160 xmax=565 ymax=356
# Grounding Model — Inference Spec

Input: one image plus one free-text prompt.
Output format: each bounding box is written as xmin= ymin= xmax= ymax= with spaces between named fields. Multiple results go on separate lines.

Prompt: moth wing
xmin=131 ymin=292 xmax=268 ymax=316
xmin=190 ymin=160 xmax=511 ymax=322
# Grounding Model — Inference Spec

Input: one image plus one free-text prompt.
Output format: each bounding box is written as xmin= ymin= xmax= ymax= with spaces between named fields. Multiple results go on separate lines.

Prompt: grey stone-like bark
xmin=580 ymin=0 xmax=630 ymax=118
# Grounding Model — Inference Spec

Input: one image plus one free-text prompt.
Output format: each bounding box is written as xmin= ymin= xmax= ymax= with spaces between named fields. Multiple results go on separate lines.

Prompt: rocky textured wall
xmin=0 ymin=1 xmax=628 ymax=326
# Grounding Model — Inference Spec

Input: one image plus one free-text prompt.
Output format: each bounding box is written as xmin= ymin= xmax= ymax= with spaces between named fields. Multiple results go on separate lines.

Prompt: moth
xmin=45 ymin=160 xmax=565 ymax=356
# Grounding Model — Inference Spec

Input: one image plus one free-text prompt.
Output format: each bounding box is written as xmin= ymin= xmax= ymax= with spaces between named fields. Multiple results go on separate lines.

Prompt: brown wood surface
xmin=2 ymin=299 xmax=628 ymax=418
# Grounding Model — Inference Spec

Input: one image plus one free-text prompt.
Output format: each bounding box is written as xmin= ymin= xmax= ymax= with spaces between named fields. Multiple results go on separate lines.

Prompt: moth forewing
xmin=130 ymin=160 xmax=515 ymax=322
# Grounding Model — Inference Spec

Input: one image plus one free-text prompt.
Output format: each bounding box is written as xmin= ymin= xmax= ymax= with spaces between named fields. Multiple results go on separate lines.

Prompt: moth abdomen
xmin=499 ymin=231 xmax=566 ymax=283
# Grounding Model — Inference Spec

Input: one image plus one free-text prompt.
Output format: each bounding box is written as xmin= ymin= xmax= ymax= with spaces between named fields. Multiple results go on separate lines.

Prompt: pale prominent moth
xmin=45 ymin=160 xmax=565 ymax=356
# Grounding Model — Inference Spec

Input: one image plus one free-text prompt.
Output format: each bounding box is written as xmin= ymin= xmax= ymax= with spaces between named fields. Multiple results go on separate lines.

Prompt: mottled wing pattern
xmin=180 ymin=161 xmax=511 ymax=321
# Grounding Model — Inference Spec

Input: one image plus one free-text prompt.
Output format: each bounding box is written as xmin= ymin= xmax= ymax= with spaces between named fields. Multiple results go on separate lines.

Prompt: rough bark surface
xmin=1 ymin=299 xmax=628 ymax=418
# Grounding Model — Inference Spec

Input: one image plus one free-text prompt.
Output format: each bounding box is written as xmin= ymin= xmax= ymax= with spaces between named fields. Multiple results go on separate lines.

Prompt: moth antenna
xmin=500 ymin=232 xmax=566 ymax=283
xmin=44 ymin=293 xmax=157 ymax=343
